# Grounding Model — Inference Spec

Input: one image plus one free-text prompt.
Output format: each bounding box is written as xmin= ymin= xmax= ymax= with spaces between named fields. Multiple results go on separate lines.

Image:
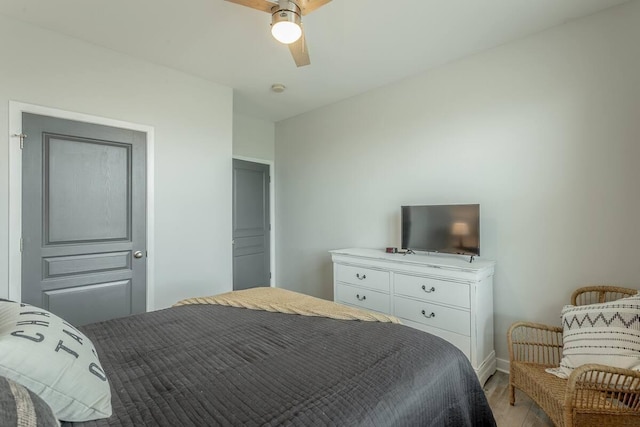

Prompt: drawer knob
xmin=422 ymin=285 xmax=436 ymax=293
xmin=356 ymin=273 xmax=367 ymax=280
xmin=421 ymin=310 xmax=435 ymax=319
xmin=356 ymin=294 xmax=367 ymax=301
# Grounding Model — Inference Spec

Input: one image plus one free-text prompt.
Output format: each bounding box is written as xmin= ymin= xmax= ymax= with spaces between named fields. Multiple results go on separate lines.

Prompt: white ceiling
xmin=0 ymin=0 xmax=629 ymax=121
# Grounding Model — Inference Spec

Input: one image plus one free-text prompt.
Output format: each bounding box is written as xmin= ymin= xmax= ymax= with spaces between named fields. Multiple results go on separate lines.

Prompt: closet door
xmin=22 ymin=113 xmax=147 ymax=326
xmin=232 ymin=159 xmax=270 ymax=290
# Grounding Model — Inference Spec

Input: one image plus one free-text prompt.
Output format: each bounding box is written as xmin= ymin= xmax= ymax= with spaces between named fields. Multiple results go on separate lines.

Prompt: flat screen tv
xmin=401 ymin=204 xmax=480 ymax=256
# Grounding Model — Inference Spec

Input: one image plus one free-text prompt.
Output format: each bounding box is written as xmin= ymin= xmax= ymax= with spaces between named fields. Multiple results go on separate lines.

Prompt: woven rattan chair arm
xmin=570 ymin=285 xmax=638 ymax=305
xmin=508 ymin=321 xmax=563 ymax=364
xmin=508 ymin=321 xmax=562 ymax=335
xmin=565 ymin=364 xmax=640 ymax=412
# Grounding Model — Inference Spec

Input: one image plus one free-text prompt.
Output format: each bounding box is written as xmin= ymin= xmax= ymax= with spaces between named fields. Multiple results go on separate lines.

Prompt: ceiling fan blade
xmin=224 ymin=0 xmax=275 ymax=14
xmin=298 ymin=0 xmax=332 ymax=15
xmin=288 ymin=32 xmax=310 ymax=67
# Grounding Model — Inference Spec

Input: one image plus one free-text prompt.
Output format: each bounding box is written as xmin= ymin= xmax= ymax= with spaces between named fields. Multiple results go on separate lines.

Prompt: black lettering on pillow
xmin=89 ymin=363 xmax=107 ymax=382
xmin=19 ymin=311 xmax=51 ymax=317
xmin=62 ymin=329 xmax=84 ymax=345
xmin=55 ymin=340 xmax=79 ymax=359
xmin=62 ymin=321 xmax=81 ymax=334
xmin=11 ymin=331 xmax=45 ymax=342
xmin=16 ymin=320 xmax=49 ymax=327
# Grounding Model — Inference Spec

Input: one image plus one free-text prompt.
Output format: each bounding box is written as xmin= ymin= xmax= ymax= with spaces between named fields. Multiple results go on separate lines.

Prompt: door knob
xmin=133 ymin=251 xmax=144 ymax=259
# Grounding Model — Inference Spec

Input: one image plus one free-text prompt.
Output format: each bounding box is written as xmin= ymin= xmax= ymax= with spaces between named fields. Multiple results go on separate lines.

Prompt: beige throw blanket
xmin=174 ymin=287 xmax=400 ymax=324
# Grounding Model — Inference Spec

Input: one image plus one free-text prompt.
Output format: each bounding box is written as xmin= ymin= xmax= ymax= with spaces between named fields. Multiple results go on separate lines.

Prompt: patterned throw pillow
xmin=0 ymin=375 xmax=59 ymax=427
xmin=0 ymin=300 xmax=112 ymax=422
xmin=546 ymin=293 xmax=640 ymax=379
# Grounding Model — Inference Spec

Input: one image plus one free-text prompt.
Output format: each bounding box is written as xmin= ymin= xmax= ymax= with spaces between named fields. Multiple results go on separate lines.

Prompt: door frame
xmin=232 ymin=155 xmax=275 ymax=287
xmin=8 ymin=101 xmax=156 ymax=310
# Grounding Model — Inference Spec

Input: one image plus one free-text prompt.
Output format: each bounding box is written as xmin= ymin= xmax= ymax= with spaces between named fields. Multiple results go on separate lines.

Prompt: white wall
xmin=275 ymin=1 xmax=640 ymax=363
xmin=0 ymin=16 xmax=233 ymax=309
xmin=233 ymin=113 xmax=275 ymax=161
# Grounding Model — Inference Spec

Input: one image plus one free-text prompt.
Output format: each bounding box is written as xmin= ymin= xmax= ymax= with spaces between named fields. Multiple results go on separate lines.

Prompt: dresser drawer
xmin=335 ymin=264 xmax=389 ymax=292
xmin=335 ymin=283 xmax=390 ymax=313
xmin=393 ymin=296 xmax=470 ymax=336
xmin=394 ymin=274 xmax=470 ymax=308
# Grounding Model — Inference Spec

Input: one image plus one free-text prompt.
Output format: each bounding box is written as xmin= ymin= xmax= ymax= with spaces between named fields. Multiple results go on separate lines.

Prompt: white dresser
xmin=330 ymin=248 xmax=496 ymax=385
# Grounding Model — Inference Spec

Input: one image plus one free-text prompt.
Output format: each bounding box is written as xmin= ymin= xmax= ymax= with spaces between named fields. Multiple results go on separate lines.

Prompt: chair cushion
xmin=0 ymin=299 xmax=112 ymax=422
xmin=546 ymin=293 xmax=640 ymax=379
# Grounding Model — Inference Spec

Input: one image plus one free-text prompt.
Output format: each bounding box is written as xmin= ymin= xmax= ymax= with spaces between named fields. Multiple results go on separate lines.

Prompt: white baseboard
xmin=496 ymin=357 xmax=510 ymax=374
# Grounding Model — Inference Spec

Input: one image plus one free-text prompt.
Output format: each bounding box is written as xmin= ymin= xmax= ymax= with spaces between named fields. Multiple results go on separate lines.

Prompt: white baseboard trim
xmin=496 ymin=357 xmax=510 ymax=374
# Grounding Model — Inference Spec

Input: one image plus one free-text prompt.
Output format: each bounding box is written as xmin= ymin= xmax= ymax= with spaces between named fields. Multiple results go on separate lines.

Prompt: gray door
xmin=233 ymin=159 xmax=270 ymax=290
xmin=21 ymin=113 xmax=147 ymax=326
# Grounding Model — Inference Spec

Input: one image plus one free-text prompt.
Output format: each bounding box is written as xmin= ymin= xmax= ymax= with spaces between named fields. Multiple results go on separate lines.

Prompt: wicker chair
xmin=508 ymin=285 xmax=640 ymax=427
xmin=570 ymin=285 xmax=638 ymax=306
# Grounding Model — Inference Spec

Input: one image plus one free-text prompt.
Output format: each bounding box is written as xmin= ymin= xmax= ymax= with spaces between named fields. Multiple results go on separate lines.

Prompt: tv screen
xmin=401 ymin=204 xmax=480 ymax=256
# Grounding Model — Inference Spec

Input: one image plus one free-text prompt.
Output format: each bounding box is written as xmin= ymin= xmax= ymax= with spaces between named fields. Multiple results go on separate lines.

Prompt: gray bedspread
xmin=63 ymin=304 xmax=495 ymax=426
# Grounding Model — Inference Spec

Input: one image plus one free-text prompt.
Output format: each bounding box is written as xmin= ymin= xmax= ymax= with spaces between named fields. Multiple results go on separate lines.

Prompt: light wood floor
xmin=483 ymin=371 xmax=554 ymax=427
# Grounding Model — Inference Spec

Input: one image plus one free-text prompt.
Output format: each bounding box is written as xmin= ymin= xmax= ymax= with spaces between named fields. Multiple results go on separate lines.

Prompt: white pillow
xmin=0 ymin=300 xmax=112 ymax=421
xmin=546 ymin=293 xmax=640 ymax=379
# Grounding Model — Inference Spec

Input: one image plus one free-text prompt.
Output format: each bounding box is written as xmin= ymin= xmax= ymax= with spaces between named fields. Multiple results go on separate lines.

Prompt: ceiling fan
xmin=225 ymin=0 xmax=332 ymax=67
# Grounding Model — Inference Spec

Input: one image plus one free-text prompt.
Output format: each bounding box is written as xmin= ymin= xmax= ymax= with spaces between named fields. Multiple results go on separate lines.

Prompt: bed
xmin=1 ymin=289 xmax=496 ymax=426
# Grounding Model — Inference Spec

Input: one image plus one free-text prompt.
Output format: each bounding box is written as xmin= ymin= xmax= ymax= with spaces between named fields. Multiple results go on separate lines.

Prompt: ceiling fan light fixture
xmin=271 ymin=7 xmax=302 ymax=44
xmin=225 ymin=0 xmax=332 ymax=66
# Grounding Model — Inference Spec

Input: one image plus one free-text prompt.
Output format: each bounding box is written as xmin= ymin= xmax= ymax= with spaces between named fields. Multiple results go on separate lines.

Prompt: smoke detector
xmin=271 ymin=83 xmax=286 ymax=93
